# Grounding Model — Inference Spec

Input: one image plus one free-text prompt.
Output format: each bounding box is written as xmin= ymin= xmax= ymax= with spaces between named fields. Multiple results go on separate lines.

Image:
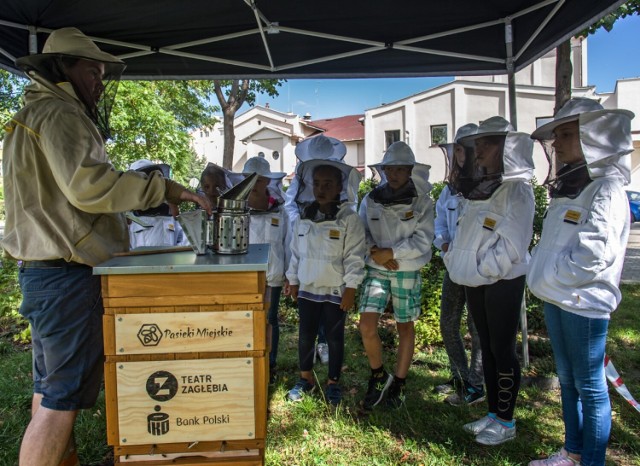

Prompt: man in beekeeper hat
xmin=2 ymin=27 xmax=211 ymax=466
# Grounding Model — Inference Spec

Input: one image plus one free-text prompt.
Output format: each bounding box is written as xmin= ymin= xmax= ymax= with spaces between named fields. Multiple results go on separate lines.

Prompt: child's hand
xmin=370 ymin=246 xmax=394 ymax=266
xmin=340 ymin=287 xmax=356 ymax=311
xmin=383 ymin=259 xmax=399 ymax=271
xmin=289 ymin=284 xmax=299 ymax=302
xmin=283 ymin=279 xmax=290 ymax=296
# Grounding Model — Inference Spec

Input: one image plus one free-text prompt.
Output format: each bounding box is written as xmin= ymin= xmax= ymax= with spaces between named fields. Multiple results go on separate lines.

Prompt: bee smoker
xmin=177 ymin=172 xmax=258 ymax=255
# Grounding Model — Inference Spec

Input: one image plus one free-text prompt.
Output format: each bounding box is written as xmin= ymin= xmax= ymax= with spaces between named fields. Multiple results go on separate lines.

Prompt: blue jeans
xmin=19 ymin=264 xmax=104 ymax=411
xmin=544 ymin=303 xmax=610 ymax=466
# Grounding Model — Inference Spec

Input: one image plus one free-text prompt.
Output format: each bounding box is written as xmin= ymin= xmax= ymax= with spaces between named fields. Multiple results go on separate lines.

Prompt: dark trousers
xmin=297 ymin=298 xmax=346 ymax=382
xmin=465 ymin=275 xmax=525 ymax=421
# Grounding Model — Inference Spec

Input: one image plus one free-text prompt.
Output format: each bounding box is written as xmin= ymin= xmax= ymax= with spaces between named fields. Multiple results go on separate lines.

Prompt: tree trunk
xmin=222 ymin=108 xmax=236 ymax=169
xmin=554 ymin=40 xmax=573 ymax=115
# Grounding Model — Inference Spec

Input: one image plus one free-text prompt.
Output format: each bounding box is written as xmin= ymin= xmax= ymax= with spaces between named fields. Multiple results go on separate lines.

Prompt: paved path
xmin=621 ymin=222 xmax=640 ymax=284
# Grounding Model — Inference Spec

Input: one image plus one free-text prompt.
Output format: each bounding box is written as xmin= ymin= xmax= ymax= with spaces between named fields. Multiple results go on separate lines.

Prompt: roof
xmin=0 ymin=0 xmax=626 ymax=79
xmin=306 ymin=114 xmax=365 ymax=142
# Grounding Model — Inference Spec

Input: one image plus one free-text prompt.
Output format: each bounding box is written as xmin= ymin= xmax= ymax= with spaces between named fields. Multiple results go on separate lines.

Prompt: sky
xmin=252 ymin=14 xmax=640 ymax=120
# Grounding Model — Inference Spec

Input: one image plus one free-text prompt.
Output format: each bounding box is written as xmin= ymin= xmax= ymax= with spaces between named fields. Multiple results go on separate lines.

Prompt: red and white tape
xmin=605 ymin=355 xmax=640 ymax=414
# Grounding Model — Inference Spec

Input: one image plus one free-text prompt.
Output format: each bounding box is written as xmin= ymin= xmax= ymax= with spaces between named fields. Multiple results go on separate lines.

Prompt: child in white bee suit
xmin=358 ymin=141 xmax=434 ymax=410
xmin=434 ymin=124 xmax=485 ymax=406
xmin=527 ymin=98 xmax=633 ymax=466
xmin=285 ymin=134 xmax=348 ymax=365
xmin=199 ymin=162 xmax=233 ymax=208
xmin=444 ymin=117 xmax=535 ymax=446
xmin=285 ymin=157 xmax=366 ymax=406
xmin=239 ymin=156 xmax=290 ymax=384
xmin=128 ymin=159 xmax=189 ymax=249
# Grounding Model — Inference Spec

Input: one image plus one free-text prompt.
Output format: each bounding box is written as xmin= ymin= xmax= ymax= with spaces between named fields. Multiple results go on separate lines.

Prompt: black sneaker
xmin=287 ymin=378 xmax=315 ymax=402
xmin=445 ymin=381 xmax=485 ymax=406
xmin=325 ymin=383 xmax=342 ymax=406
xmin=433 ymin=377 xmax=457 ymax=394
xmin=385 ymin=379 xmax=406 ymax=409
xmin=463 ymin=384 xmax=485 ymax=405
xmin=363 ymin=372 xmax=393 ymax=410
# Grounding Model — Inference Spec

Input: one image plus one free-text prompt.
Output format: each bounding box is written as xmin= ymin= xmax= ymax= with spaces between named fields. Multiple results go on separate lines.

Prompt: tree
xmin=108 ymin=80 xmax=219 ymax=184
xmin=555 ymin=0 xmax=640 ymax=114
xmin=0 ymin=70 xmax=27 ymax=134
xmin=212 ymin=79 xmax=284 ymax=169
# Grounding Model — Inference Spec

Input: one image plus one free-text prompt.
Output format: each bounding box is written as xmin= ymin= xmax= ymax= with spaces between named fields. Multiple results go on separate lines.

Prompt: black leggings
xmin=465 ymin=275 xmax=525 ymax=421
xmin=298 ymin=298 xmax=346 ymax=382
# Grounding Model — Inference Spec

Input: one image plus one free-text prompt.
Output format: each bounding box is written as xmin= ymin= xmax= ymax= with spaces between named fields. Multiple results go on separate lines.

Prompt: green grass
xmin=1 ymin=286 xmax=640 ymax=465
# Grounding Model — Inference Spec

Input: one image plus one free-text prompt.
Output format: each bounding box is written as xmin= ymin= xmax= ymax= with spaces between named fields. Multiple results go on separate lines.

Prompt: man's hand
xmin=340 ymin=287 xmax=356 ymax=311
xmin=179 ymin=191 xmax=213 ymax=216
xmin=441 ymin=242 xmax=449 ymax=253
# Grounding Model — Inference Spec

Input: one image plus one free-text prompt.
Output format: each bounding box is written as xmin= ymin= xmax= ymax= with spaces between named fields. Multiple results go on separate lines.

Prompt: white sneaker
xmin=475 ymin=420 xmax=516 ymax=446
xmin=463 ymin=416 xmax=494 ymax=435
xmin=316 ymin=343 xmax=329 ymax=365
xmin=529 ymin=449 xmax=581 ymax=465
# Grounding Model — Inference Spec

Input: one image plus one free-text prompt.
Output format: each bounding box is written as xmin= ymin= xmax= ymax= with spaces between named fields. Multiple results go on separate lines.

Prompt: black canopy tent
xmin=0 ymin=0 xmax=625 ymax=79
xmin=0 ymin=0 xmax=625 ymax=126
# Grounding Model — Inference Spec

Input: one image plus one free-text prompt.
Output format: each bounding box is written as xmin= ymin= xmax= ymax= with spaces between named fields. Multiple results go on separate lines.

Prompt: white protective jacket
xmin=248 ymin=204 xmax=290 ymax=287
xmin=433 ymin=185 xmax=462 ymax=251
xmin=527 ymin=101 xmax=633 ymax=319
xmin=444 ymin=131 xmax=535 ymax=287
xmin=129 ymin=216 xmax=189 ymax=249
xmin=526 ymin=180 xmax=629 ymax=318
xmin=359 ymin=164 xmax=434 ymax=271
xmin=286 ymin=158 xmax=365 ymax=300
xmin=287 ymin=204 xmax=366 ymax=299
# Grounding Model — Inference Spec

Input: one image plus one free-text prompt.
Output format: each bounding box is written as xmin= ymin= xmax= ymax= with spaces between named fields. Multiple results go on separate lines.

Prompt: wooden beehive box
xmin=95 ymin=247 xmax=269 ymax=465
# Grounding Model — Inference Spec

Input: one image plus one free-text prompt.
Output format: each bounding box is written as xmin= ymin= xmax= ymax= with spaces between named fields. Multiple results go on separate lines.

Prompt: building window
xmin=272 ymin=150 xmax=280 ymax=160
xmin=385 ymin=130 xmax=401 ymax=148
xmin=430 ymin=124 xmax=448 ymax=146
xmin=258 ymin=151 xmax=265 ymax=158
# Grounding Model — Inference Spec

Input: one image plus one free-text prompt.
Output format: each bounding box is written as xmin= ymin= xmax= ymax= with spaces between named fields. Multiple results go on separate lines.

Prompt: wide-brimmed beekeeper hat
xmin=295 ymin=134 xmax=347 ymax=162
xmin=242 ymin=156 xmax=286 ymax=179
xmin=369 ymin=141 xmax=416 ymax=169
xmin=16 ymin=27 xmax=125 ymax=78
xmin=531 ymin=97 xmax=634 ymax=141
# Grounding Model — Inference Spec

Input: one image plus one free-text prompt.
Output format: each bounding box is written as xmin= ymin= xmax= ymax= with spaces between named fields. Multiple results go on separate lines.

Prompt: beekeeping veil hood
xmin=241 ymin=156 xmax=286 ymax=203
xmin=15 ymin=27 xmax=125 ymax=140
xmin=458 ymin=116 xmax=534 ymax=199
xmin=292 ymin=158 xmax=362 ymax=210
xmin=438 ymin=123 xmax=477 ymax=191
xmin=531 ymin=97 xmax=634 ymax=187
xmin=369 ymin=141 xmax=432 ymax=196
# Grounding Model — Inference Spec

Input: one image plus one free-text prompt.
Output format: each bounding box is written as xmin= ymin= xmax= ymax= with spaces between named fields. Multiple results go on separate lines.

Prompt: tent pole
xmin=505 ymin=20 xmax=518 ymax=129
xmin=506 ymin=19 xmax=529 ymax=368
xmin=28 ymin=26 xmax=37 ymax=54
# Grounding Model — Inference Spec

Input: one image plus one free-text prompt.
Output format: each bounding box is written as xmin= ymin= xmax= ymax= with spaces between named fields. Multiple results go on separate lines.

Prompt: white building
xmin=192 ymin=37 xmax=640 ymax=189
xmin=363 ymin=38 xmax=640 ymax=188
xmin=190 ymin=108 xmax=364 ymax=183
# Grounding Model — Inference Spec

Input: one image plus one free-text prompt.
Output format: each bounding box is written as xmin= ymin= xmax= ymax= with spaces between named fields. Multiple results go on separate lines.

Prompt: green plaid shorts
xmin=358 ymin=267 xmax=422 ymax=323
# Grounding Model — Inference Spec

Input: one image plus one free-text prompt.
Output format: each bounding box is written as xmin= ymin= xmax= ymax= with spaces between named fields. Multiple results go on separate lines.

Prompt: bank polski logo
xmin=137 ymin=323 xmax=162 ymax=346
xmin=147 ymin=405 xmax=170 ymax=436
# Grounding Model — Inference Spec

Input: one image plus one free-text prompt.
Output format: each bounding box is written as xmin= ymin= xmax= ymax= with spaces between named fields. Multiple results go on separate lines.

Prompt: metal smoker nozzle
xmin=220 ymin=171 xmax=258 ymax=201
